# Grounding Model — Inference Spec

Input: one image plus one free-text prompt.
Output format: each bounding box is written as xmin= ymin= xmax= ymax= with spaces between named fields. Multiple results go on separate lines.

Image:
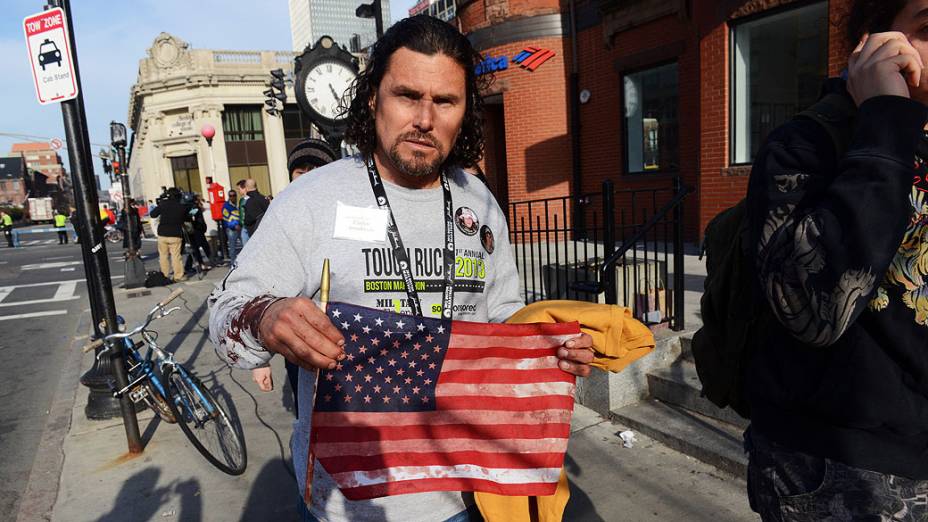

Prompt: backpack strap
xmin=796 ymin=85 xmax=857 ymax=160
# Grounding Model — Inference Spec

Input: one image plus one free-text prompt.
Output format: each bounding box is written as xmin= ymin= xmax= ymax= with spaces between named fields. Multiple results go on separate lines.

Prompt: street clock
xmin=294 ymin=35 xmax=359 ymax=146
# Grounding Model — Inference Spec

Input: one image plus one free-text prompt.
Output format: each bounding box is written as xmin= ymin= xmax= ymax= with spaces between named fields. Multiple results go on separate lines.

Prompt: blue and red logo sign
xmin=475 ymin=47 xmax=556 ymax=76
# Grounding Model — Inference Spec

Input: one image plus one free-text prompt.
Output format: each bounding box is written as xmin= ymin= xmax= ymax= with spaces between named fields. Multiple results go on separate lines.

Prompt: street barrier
xmin=13 ymin=226 xmax=76 ymax=247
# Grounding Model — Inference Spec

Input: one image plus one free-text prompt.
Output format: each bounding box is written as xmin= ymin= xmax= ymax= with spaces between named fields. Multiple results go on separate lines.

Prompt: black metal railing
xmin=508 ymin=177 xmax=691 ymax=330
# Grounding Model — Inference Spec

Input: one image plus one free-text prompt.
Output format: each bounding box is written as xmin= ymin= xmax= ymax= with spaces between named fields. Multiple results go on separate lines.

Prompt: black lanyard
xmin=365 ymin=159 xmax=455 ymax=318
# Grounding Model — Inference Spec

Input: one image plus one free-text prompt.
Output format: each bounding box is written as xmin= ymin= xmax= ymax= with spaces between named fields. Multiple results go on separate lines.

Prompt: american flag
xmin=307 ymin=302 xmax=581 ymax=501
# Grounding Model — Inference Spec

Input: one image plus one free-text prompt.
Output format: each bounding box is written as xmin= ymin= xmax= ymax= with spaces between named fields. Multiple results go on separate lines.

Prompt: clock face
xmin=304 ymin=60 xmax=356 ymax=121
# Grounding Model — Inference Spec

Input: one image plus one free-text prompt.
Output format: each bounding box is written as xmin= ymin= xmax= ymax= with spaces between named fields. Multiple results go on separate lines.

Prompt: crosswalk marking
xmin=0 ymin=310 xmax=67 ymax=321
xmin=0 ymin=296 xmax=79 ymax=308
xmin=21 ymin=261 xmax=82 ymax=271
xmin=53 ymin=281 xmax=78 ymax=300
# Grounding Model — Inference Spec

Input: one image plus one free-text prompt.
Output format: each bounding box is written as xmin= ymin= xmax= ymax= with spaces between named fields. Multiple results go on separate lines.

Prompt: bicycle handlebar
xmin=82 ymin=338 xmax=104 ymax=353
xmin=80 ymin=288 xmax=185 ymax=354
xmin=159 ymin=288 xmax=184 ymax=308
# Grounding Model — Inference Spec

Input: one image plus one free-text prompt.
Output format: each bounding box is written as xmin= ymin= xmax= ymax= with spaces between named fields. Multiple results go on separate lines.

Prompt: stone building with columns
xmin=127 ymin=33 xmax=322 ymax=228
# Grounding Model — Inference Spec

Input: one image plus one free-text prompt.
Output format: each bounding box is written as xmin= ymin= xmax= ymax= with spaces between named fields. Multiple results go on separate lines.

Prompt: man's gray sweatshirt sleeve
xmin=208 ymin=208 xmax=309 ymax=369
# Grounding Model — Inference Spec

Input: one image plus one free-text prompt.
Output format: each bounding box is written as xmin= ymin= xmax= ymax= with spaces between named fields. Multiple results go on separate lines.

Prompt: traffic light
xmin=264 ymin=68 xmax=288 ymax=116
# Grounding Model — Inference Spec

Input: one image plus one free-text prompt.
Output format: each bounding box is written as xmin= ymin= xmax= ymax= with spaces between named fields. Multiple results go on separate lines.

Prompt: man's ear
xmin=369 ymin=91 xmax=377 ymax=113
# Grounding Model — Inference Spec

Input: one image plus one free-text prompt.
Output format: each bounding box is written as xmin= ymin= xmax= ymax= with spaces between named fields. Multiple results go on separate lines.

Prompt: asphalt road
xmin=0 ymin=226 xmax=159 ymax=517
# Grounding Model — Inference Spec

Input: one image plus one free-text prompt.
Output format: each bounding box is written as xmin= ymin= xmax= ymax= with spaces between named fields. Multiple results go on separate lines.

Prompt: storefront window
xmin=624 ymin=62 xmax=678 ymax=174
xmin=731 ymin=2 xmax=827 ymax=163
xmin=222 ymin=106 xmax=264 ymax=142
xmin=170 ymin=155 xmax=202 ymax=195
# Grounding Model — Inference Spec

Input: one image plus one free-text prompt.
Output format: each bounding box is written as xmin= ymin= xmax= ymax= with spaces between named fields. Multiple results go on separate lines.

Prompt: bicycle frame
xmin=110 ymin=326 xmax=217 ymax=425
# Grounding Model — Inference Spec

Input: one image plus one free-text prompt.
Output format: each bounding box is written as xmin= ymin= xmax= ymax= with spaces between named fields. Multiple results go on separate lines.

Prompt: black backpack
xmin=692 ymin=87 xmax=856 ymax=419
xmin=145 ymin=271 xmax=173 ymax=288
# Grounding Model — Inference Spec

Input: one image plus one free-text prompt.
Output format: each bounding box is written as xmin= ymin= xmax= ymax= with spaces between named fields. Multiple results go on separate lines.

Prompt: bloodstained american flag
xmin=306 ymin=302 xmax=581 ymax=501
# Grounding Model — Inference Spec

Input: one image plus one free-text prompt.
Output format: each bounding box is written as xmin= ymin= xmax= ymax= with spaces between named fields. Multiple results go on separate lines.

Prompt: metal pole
xmin=672 ymin=176 xmax=685 ymax=331
xmin=568 ymin=0 xmax=585 ymax=239
xmin=374 ymin=0 xmax=384 ymax=39
xmin=602 ymin=180 xmax=617 ymax=305
xmin=50 ymin=0 xmax=142 ymax=452
xmin=116 ymin=143 xmax=145 ymax=288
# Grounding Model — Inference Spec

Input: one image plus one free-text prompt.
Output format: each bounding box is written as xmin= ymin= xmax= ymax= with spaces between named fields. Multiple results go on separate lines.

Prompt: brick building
xmin=455 ymin=0 xmax=852 ymax=241
xmin=0 ymin=157 xmax=27 ymax=206
xmin=9 ymin=142 xmax=73 ymax=209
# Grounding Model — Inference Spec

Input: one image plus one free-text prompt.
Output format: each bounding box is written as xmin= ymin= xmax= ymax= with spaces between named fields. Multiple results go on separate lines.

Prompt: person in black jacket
xmin=149 ymin=187 xmax=188 ymax=282
xmin=743 ymin=2 xmax=928 ymax=519
xmin=183 ymin=195 xmax=212 ymax=273
xmin=240 ymin=178 xmax=269 ymax=237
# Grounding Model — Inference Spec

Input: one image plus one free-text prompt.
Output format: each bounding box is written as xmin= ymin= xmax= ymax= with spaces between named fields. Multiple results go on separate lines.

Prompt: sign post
xmin=27 ymin=1 xmax=142 ymax=453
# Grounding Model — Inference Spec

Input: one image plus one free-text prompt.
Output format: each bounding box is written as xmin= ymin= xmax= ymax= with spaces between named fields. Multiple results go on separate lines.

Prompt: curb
xmin=15 ymin=310 xmax=91 ymax=522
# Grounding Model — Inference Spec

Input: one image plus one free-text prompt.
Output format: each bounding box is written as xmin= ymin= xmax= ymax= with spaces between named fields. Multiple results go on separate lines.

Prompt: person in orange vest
xmin=205 ymin=177 xmax=228 ymax=265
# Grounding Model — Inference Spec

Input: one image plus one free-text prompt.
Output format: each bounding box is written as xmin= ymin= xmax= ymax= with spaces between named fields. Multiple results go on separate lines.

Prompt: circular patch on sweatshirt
xmin=454 ymin=207 xmax=479 ymax=236
xmin=480 ymin=225 xmax=495 ymax=254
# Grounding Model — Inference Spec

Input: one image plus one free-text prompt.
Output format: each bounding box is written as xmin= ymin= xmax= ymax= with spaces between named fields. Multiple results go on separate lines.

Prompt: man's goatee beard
xmin=389 ymin=133 xmax=445 ymax=178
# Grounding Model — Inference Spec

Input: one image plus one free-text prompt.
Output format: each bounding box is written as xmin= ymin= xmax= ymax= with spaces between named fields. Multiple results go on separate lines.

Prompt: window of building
xmin=229 ymin=165 xmax=272 ymax=196
xmin=731 ymin=2 xmax=828 ymax=164
xmin=12 ymin=181 xmax=20 ymax=191
xmin=170 ymin=155 xmax=202 ymax=195
xmin=282 ymin=105 xmax=319 ymax=140
xmin=222 ymin=105 xmax=264 ymax=142
xmin=623 ymin=62 xmax=679 ymax=174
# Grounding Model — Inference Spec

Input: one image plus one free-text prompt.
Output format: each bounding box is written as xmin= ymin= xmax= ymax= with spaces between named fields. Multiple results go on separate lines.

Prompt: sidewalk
xmin=28 ymin=267 xmax=754 ymax=522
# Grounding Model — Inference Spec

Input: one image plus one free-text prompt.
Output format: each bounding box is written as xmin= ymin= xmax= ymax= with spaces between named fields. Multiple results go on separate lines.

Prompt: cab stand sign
xmin=23 ymin=8 xmax=78 ymax=105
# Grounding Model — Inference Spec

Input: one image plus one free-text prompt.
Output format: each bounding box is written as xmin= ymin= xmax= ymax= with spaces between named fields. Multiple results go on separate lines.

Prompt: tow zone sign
xmin=24 ymin=8 xmax=78 ymax=105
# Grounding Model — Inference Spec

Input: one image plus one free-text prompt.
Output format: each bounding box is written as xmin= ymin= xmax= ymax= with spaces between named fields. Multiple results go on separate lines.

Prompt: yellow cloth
xmin=506 ymin=300 xmax=656 ymax=372
xmin=475 ymin=300 xmax=655 ymax=522
xmin=54 ymin=214 xmax=67 ymax=227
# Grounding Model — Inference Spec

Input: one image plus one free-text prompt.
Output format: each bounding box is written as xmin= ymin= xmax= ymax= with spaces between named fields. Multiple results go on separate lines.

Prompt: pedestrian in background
xmin=222 ymin=190 xmax=242 ymax=265
xmin=1 ymin=211 xmax=14 ymax=247
xmin=206 ymin=176 xmax=228 ymax=264
xmin=241 ymin=178 xmax=269 ymax=238
xmin=54 ymin=209 xmax=68 ymax=244
xmin=149 ymin=187 xmax=188 ymax=282
xmin=235 ymin=180 xmax=250 ymax=247
xmin=184 ymin=195 xmax=212 ymax=274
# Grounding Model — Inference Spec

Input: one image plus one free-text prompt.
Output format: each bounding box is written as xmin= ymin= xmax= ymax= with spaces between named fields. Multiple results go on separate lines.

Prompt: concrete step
xmin=648 ymin=360 xmax=749 ymax=430
xmin=680 ymin=333 xmax=694 ymax=362
xmin=610 ymin=399 xmax=747 ymax=479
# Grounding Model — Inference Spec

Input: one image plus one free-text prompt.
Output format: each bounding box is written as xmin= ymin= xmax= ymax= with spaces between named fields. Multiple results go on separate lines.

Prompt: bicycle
xmin=83 ymin=289 xmax=247 ymax=475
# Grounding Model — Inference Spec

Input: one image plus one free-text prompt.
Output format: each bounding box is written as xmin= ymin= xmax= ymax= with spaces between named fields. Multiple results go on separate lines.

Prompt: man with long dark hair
xmin=210 ymin=16 xmax=593 ymax=521
xmin=743 ymin=1 xmax=928 ymax=518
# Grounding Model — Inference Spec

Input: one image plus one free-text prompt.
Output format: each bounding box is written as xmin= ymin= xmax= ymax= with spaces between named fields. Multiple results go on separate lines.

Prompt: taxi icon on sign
xmin=38 ymin=39 xmax=62 ymax=70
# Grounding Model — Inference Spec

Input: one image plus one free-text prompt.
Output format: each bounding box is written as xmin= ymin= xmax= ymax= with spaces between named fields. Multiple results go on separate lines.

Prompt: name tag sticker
xmin=332 ymin=202 xmax=388 ymax=243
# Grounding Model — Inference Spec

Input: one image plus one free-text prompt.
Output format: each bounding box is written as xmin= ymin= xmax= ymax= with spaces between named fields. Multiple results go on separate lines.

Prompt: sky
xmin=1 ymin=0 xmax=415 ymax=190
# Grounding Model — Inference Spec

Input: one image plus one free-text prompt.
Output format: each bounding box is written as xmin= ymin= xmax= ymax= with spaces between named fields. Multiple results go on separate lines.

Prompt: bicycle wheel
xmin=164 ymin=366 xmax=247 ymax=475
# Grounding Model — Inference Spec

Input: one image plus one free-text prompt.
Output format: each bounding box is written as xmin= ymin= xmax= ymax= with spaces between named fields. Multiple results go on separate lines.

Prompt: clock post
xmin=294 ymin=35 xmax=360 ymax=154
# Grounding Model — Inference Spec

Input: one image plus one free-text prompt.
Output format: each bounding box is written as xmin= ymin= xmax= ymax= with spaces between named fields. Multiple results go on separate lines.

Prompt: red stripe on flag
xmin=312 ymin=422 xmax=571 ymax=443
xmin=319 ymin=450 xmax=567 ymax=474
xmin=438 ymin=368 xmax=570 ymax=384
xmin=450 ymin=320 xmax=579 ymax=337
xmin=437 ymin=394 xmax=575 ymax=411
xmin=340 ymin=477 xmax=558 ymax=501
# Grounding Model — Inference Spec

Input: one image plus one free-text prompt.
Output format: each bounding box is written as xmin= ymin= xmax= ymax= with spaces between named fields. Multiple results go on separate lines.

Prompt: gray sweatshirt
xmin=209 ymin=155 xmax=523 ymax=521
